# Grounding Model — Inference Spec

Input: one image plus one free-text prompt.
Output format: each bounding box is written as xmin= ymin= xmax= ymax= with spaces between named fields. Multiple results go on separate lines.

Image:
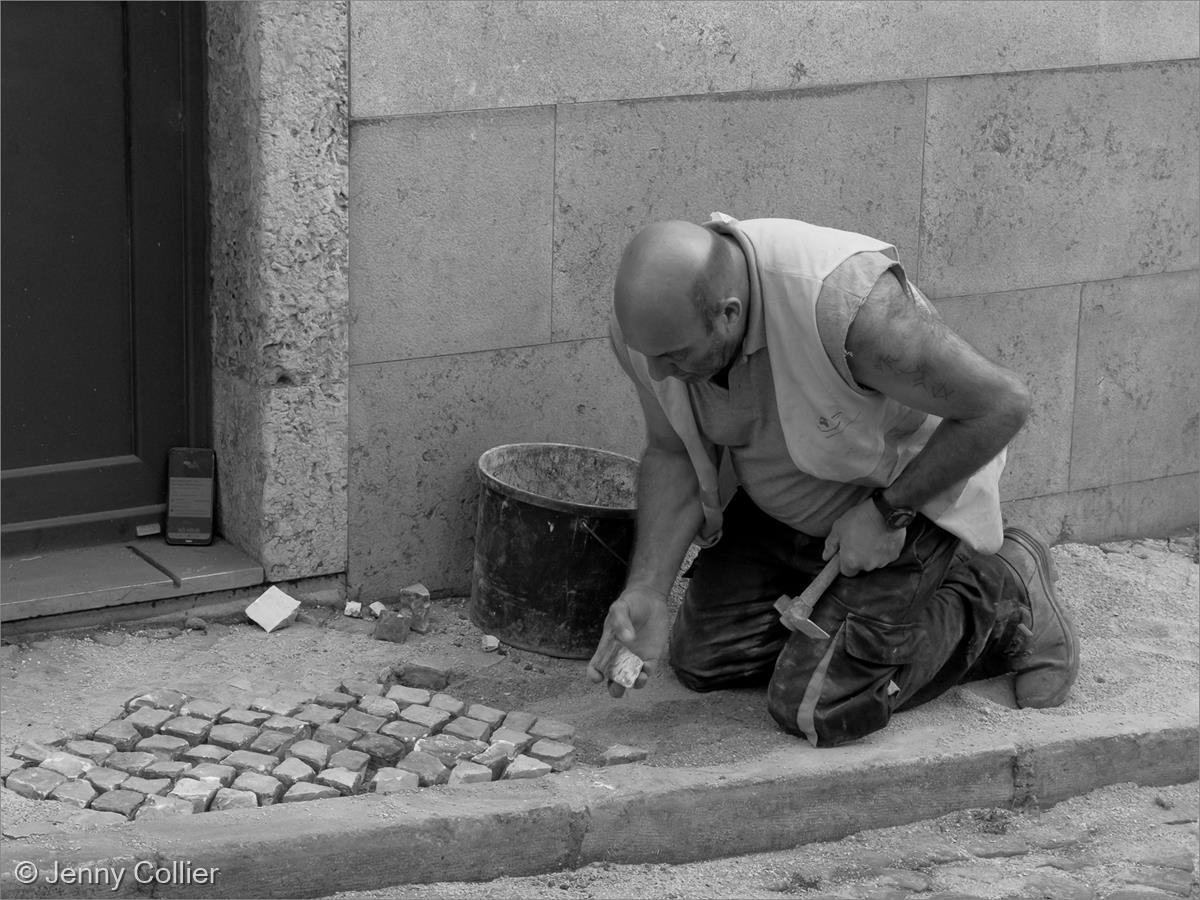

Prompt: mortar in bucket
xmin=470 ymin=443 xmax=638 ymax=659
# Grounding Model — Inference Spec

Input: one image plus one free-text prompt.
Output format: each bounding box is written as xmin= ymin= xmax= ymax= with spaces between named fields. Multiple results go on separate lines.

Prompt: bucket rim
xmin=475 ymin=442 xmax=639 ymax=518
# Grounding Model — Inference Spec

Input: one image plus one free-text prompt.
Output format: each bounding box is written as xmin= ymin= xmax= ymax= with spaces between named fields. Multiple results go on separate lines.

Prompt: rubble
xmin=245 ymin=585 xmax=301 ymax=632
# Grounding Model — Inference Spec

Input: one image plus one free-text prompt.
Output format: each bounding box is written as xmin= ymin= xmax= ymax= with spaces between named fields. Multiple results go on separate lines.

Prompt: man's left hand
xmin=824 ymin=498 xmax=905 ymax=575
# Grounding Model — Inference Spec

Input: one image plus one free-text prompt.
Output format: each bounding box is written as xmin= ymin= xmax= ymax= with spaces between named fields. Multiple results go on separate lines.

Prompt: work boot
xmin=996 ymin=527 xmax=1079 ymax=708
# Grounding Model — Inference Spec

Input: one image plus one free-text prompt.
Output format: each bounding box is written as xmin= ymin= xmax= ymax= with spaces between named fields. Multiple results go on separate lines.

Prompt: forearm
xmin=625 ymin=446 xmax=704 ymax=597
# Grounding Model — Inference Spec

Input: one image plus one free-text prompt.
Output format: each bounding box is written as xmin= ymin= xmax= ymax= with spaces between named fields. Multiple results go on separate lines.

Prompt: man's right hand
xmin=586 ymin=586 xmax=671 ymax=698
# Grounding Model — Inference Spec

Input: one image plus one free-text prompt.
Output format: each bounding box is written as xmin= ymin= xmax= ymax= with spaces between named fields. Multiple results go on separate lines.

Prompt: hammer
xmin=773 ymin=554 xmax=840 ymax=639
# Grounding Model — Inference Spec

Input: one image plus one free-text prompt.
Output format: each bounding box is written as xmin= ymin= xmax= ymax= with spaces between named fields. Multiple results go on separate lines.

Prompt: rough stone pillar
xmin=206 ymin=1 xmax=349 ymax=581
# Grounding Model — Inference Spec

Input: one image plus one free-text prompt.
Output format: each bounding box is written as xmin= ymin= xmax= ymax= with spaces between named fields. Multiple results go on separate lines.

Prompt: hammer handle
xmin=798 ymin=554 xmax=841 ymax=609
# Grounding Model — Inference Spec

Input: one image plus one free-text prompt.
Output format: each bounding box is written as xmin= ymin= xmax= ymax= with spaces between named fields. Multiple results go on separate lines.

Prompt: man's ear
xmin=718 ymin=296 xmax=743 ymax=328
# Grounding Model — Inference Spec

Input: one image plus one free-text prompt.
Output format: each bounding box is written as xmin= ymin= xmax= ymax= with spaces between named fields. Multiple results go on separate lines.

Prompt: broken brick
xmin=161 ymin=716 xmax=212 ymax=746
xmin=121 ymin=776 xmax=172 ymax=796
xmin=222 ymin=750 xmax=278 ymax=776
xmin=211 ymin=787 xmax=259 ymax=810
xmin=373 ymin=611 xmax=411 ymax=644
xmin=339 ymin=679 xmax=383 ymax=699
xmin=385 ymin=684 xmax=432 ymax=707
xmin=490 ymin=727 xmax=534 ymax=753
xmin=443 ymin=716 xmax=493 ymax=743
xmin=40 ymin=751 xmax=95 ymax=779
xmin=357 ymin=696 xmax=400 ymax=720
xmin=125 ymin=706 xmax=177 ymax=736
xmin=501 ymin=711 xmax=538 ymax=734
xmin=180 ymin=699 xmax=229 ymax=721
xmin=398 ymin=583 xmax=432 ymax=633
xmin=338 ymin=708 xmax=386 ymax=734
xmin=296 ymin=704 xmax=343 ymax=727
xmin=135 ymin=795 xmax=198 ymax=819
xmin=51 ymin=779 xmax=98 ymax=808
xmin=315 ymin=766 xmax=364 ymax=795
xmin=464 ymin=704 xmax=506 ymax=727
xmin=91 ymin=721 xmax=141 ymax=751
xmin=400 ymin=704 xmax=451 ymax=733
xmin=314 ymin=691 xmax=356 ymax=710
xmin=502 ymin=754 xmax=552 ymax=780
xmin=64 ymin=739 xmax=116 ymax=766
xmin=185 ymin=763 xmax=237 ymax=787
xmin=91 ymin=788 xmax=146 ymax=818
xmin=529 ymin=718 xmax=575 ymax=742
xmin=136 ymin=734 xmax=191 ymax=760
xmin=287 ymin=739 xmax=330 ymax=770
xmin=6 ymin=766 xmax=67 ymax=799
xmin=169 ymin=778 xmax=218 ymax=812
xmin=281 ymin=782 xmax=340 ymax=803
xmin=328 ymin=748 xmax=371 ymax=773
xmin=182 ymin=744 xmax=230 ymax=765
xmin=370 ymin=767 xmax=419 ymax=793
xmin=106 ymin=751 xmax=158 ymax=775
xmin=394 ymin=750 xmax=449 ymax=786
xmin=232 ymin=772 xmax=283 ymax=805
xmin=414 ymin=734 xmax=487 ymax=768
xmin=144 ymin=760 xmax=191 ymax=780
xmin=447 ymin=761 xmax=493 ymax=785
xmin=378 ymin=720 xmax=430 ymax=748
xmin=84 ymin=767 xmax=129 ymax=792
xmin=126 ymin=689 xmax=188 ymax=713
xmin=207 ymin=723 xmax=260 ymax=751
xmin=428 ymin=693 xmax=466 ymax=716
xmin=350 ymin=733 xmax=406 ymax=767
xmin=271 ymin=757 xmax=315 ymax=787
xmin=528 ymin=739 xmax=576 ymax=772
xmin=260 ymin=715 xmax=313 ymax=739
xmin=314 ymin=723 xmax=361 ymax=753
xmin=217 ymin=708 xmax=271 ymax=727
xmin=249 ymin=730 xmax=295 ymax=758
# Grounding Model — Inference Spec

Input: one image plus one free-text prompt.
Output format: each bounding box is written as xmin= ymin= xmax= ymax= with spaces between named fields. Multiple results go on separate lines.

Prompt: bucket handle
xmin=578 ymin=521 xmax=630 ymax=568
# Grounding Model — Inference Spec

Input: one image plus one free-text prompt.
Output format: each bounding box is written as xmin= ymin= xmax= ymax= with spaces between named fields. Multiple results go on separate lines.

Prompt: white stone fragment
xmin=609 ymin=647 xmax=644 ymax=689
xmin=367 ymin=601 xmax=387 ymax=619
xmin=245 ymin=586 xmax=300 ymax=633
xmin=343 ymin=600 xmax=362 ymax=618
xmin=481 ymin=634 xmax=500 ymax=652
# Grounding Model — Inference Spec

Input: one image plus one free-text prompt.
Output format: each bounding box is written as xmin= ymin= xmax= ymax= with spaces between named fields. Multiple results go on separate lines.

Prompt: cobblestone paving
xmin=0 ymin=665 xmax=593 ymax=821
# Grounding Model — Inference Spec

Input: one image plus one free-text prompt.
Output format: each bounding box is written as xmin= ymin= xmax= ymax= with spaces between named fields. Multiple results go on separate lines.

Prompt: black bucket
xmin=470 ymin=443 xmax=638 ymax=659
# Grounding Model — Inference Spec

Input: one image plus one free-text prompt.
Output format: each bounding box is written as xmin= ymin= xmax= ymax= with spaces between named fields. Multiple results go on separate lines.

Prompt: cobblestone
xmin=90 ymin=788 xmax=145 ymax=818
xmin=161 ymin=715 xmax=212 ymax=745
xmin=371 ymin=767 xmax=420 ymax=793
xmin=126 ymin=689 xmax=187 ymax=713
xmin=65 ymin=739 xmax=116 ymax=765
xmin=358 ymin=696 xmax=400 ymax=720
xmin=281 ymin=782 xmax=340 ymax=803
xmin=313 ymin=722 xmax=362 ymax=753
xmin=92 ymin=720 xmax=141 ymax=751
xmin=528 ymin=738 xmax=575 ymax=771
xmin=261 ymin=714 xmax=313 ymax=739
xmin=600 ymin=744 xmax=649 ymax=766
xmin=490 ymin=727 xmax=534 ymax=753
xmin=447 ymin=761 xmax=493 ymax=785
xmin=169 ymin=778 xmax=218 ymax=812
xmin=137 ymin=734 xmax=191 ymax=760
xmin=122 ymin=776 xmax=172 ymax=796
xmin=180 ymin=699 xmax=229 ymax=721
xmin=134 ymin=794 xmax=197 ymax=819
xmin=144 ymin=759 xmax=191 ymax=780
xmin=401 ymin=704 xmax=451 ymax=733
xmin=464 ymin=703 xmax=505 ymax=727
xmin=502 ymin=754 xmax=552 ymax=780
xmin=125 ymin=706 xmax=176 ymax=736
xmin=350 ymin=733 xmax=406 ymax=766
xmin=340 ymin=679 xmax=383 ymax=699
xmin=186 ymin=763 xmax=237 ymax=787
xmin=218 ymin=708 xmax=270 ymax=727
xmin=297 ymin=703 xmax=343 ymax=726
xmin=328 ymin=748 xmax=371 ymax=773
xmin=12 ymin=740 xmax=55 ymax=765
xmin=315 ymin=691 xmax=357 ymax=709
xmin=40 ymin=751 xmax=94 ymax=779
xmin=223 ymin=750 xmax=278 ymax=775
xmin=183 ymin=743 xmax=230 ymax=764
xmin=386 ymin=685 xmax=432 ymax=708
xmin=272 ymin=757 xmax=315 ymax=786
xmin=208 ymin=722 xmax=260 ymax=750
xmin=502 ymin=711 xmax=538 ymax=733
xmin=106 ymin=751 xmax=157 ymax=775
xmin=528 ymin=717 xmax=575 ymax=742
xmin=428 ymin=692 xmax=465 ymax=715
xmin=443 ymin=716 xmax=493 ymax=743
xmin=0 ymin=755 xmax=25 ymax=778
xmin=84 ymin=767 xmax=128 ymax=791
xmin=251 ymin=695 xmax=303 ymax=717
xmin=49 ymin=779 xmax=97 ymax=808
xmin=212 ymin=787 xmax=259 ymax=810
xmin=379 ymin=719 xmax=430 ymax=747
xmin=395 ymin=750 xmax=449 ymax=786
xmin=315 ymin=766 xmax=364 ymax=795
xmin=287 ymin=739 xmax=331 ymax=770
xmin=249 ymin=730 xmax=295 ymax=758
xmin=232 ymin=772 xmax=284 ymax=805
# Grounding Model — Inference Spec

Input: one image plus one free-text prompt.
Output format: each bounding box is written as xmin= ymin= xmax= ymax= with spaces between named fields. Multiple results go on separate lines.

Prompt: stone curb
xmin=1 ymin=714 xmax=1195 ymax=898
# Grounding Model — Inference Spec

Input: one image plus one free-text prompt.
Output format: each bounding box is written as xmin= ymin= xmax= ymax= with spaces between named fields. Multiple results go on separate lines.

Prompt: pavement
xmin=0 ymin=534 xmax=1196 ymax=899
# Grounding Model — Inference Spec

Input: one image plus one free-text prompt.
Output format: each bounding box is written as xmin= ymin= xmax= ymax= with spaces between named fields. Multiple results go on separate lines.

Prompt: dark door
xmin=1 ymin=1 xmax=208 ymax=552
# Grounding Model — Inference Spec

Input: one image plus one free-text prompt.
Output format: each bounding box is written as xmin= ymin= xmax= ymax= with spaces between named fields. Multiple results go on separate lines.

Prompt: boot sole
xmin=1004 ymin=527 xmax=1079 ymax=708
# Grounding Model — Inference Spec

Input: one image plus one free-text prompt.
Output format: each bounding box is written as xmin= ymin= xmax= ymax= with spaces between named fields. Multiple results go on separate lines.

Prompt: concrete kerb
xmin=1 ymin=711 xmax=1195 ymax=899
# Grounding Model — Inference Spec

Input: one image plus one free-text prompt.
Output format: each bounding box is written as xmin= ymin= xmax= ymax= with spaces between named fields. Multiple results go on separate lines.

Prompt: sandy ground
xmin=1 ymin=531 xmax=1197 ymax=847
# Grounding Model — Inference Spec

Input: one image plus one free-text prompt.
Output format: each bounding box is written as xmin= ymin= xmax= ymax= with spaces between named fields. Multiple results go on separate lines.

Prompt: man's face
xmin=642 ymin=310 xmax=738 ymax=383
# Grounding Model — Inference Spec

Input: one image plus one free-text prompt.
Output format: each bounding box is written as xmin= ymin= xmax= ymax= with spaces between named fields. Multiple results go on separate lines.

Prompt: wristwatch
xmin=870 ymin=489 xmax=915 ymax=530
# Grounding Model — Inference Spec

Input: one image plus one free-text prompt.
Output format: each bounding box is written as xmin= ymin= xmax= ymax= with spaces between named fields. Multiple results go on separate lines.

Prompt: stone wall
xmin=340 ymin=1 xmax=1199 ymax=598
xmin=207 ymin=1 xmax=350 ymax=582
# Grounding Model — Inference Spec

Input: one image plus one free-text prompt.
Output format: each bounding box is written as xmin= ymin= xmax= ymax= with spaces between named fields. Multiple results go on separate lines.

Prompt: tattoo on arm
xmin=873 ymin=354 xmax=957 ymax=400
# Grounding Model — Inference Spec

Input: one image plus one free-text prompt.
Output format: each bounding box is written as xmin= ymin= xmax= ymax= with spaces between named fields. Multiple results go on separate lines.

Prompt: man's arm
xmin=827 ymin=269 xmax=1030 ymax=573
xmin=586 ymin=378 xmax=702 ymax=696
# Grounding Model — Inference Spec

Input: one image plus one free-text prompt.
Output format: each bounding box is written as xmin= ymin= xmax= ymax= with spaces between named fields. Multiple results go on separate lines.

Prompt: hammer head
xmin=775 ymin=594 xmax=831 ymax=639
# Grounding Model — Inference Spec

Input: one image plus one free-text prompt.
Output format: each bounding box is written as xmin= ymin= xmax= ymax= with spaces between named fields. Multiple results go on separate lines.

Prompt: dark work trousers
xmin=669 ymin=490 xmax=1026 ymax=747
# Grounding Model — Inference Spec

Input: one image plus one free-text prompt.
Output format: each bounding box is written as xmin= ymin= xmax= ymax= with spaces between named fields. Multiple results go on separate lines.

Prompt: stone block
xmin=314 ymin=691 xmax=356 ymax=710
xmin=471 ymin=741 xmax=517 ymax=779
xmin=143 ymin=760 xmax=191 ymax=780
xmin=600 ymin=744 xmax=648 ymax=766
xmin=169 ymin=778 xmax=218 ymax=813
xmin=218 ymin=708 xmax=271 ymax=727
xmin=252 ymin=696 xmax=302 ymax=718
xmin=122 ymin=776 xmax=172 ymax=797
xmin=223 ymin=750 xmax=278 ymax=776
xmin=136 ymin=734 xmax=191 ymax=761
xmin=249 ymin=730 xmax=295 ymax=759
xmin=51 ymin=779 xmax=98 ymax=808
xmin=443 ymin=716 xmax=493 ymax=743
xmin=232 ymin=772 xmax=284 ymax=805
xmin=447 ymin=761 xmax=493 ymax=786
xmin=161 ymin=716 xmax=212 ymax=746
xmin=91 ymin=720 xmax=141 ymax=752
xmin=373 ymin=610 xmax=411 ymax=643
xmin=125 ymin=706 xmax=175 ymax=736
xmin=272 ymin=757 xmax=315 ymax=787
xmin=921 ymin=63 xmax=1199 ymax=296
xmin=288 ymin=739 xmax=331 ymax=771
xmin=23 ymin=726 xmax=68 ymax=747
xmin=185 ymin=763 xmax=237 ymax=788
xmin=428 ymin=693 xmax=465 ymax=716
xmin=357 ymin=696 xmax=400 ymax=720
xmin=182 ymin=744 xmax=230 ymax=765
xmin=64 ymin=739 xmax=116 ymax=765
xmin=502 ymin=754 xmax=552 ymax=780
xmin=314 ymin=723 xmax=361 ymax=753
xmin=379 ymin=719 xmax=430 ymax=748
xmin=6 ymin=766 xmax=67 ymax=799
xmin=91 ymin=788 xmax=146 ymax=818
xmin=208 ymin=723 xmax=261 ymax=751
xmin=529 ymin=717 xmax=575 ymax=742
xmin=211 ymin=788 xmax=259 ymax=811
xmin=11 ymin=740 xmax=55 ymax=765
xmin=490 ymin=727 xmax=534 ymax=753
xmin=180 ymin=699 xmax=229 ymax=721
xmin=281 ymin=782 xmax=341 ymax=803
xmin=414 ymin=734 xmax=487 ymax=768
xmin=40 ymin=751 xmax=95 ymax=779
xmin=296 ymin=704 xmax=343 ymax=727
xmin=370 ymin=767 xmax=420 ymax=793
xmin=528 ymin=739 xmax=576 ymax=772
xmin=343 ymin=600 xmax=362 ymax=618
xmin=315 ymin=766 xmax=364 ymax=795
xmin=261 ymin=715 xmax=313 ymax=739
xmin=401 ymin=704 xmax=451 ymax=733
xmin=399 ymin=583 xmax=432 ymax=633
xmin=339 ymin=678 xmax=384 ymax=699
xmin=464 ymin=704 xmax=506 ymax=727
xmin=66 ymin=808 xmax=129 ymax=827
xmin=385 ymin=684 xmax=432 ymax=708
xmin=394 ymin=750 xmax=449 ymax=787
xmin=501 ymin=711 xmax=538 ymax=734
xmin=395 ymin=661 xmax=453 ymax=691
xmin=84 ymin=767 xmax=128 ymax=792
xmin=0 ymin=755 xmax=25 ymax=779
xmin=135 ymin=795 xmax=199 ymax=820
xmin=245 ymin=584 xmax=301 ymax=632
xmin=336 ymin=708 xmax=385 ymax=735
xmin=126 ymin=688 xmax=188 ymax=713
xmin=328 ymin=748 xmax=371 ymax=773
xmin=350 ymin=733 xmax=407 ymax=767
xmin=106 ymin=751 xmax=157 ymax=776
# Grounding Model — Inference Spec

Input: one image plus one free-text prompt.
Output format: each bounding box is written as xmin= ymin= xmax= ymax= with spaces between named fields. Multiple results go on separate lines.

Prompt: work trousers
xmin=669 ymin=490 xmax=1025 ymax=747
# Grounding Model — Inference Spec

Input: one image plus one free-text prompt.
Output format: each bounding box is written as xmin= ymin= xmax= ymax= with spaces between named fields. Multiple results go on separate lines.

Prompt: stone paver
xmin=233 ymin=772 xmax=284 ymax=805
xmin=92 ymin=720 xmax=141 ymax=751
xmin=183 ymin=743 xmax=230 ymax=764
xmin=338 ymin=708 xmax=386 ymax=734
xmin=181 ymin=699 xmax=229 ymax=721
xmin=528 ymin=718 xmax=575 ymax=742
xmin=490 ymin=727 xmax=534 ymax=753
xmin=106 ymin=751 xmax=157 ymax=775
xmin=281 ymin=782 xmax=340 ymax=803
xmin=528 ymin=738 xmax=576 ymax=771
xmin=315 ymin=691 xmax=356 ymax=709
xmin=395 ymin=750 xmax=449 ymax=787
xmin=272 ymin=757 xmax=315 ymax=787
xmin=136 ymin=734 xmax=191 ymax=760
xmin=218 ymin=708 xmax=270 ymax=727
xmin=443 ymin=716 xmax=493 ymax=743
xmin=135 ymin=795 xmax=197 ymax=820
xmin=126 ymin=688 xmax=188 ymax=713
xmin=169 ymin=778 xmax=218 ymax=812
xmin=65 ymin=739 xmax=116 ymax=765
xmin=328 ymin=748 xmax=371 ymax=773
xmin=296 ymin=704 xmax=343 ymax=726
xmin=11 ymin=740 xmax=56 ymax=765
xmin=288 ymin=739 xmax=331 ymax=770
xmin=471 ymin=741 xmax=517 ymax=779
xmin=396 ymin=662 xmax=452 ymax=690
xmin=261 ymin=714 xmax=312 ymax=739
xmin=400 ymin=704 xmax=451 ymax=733
xmin=161 ymin=715 xmax=212 ymax=745
xmin=415 ymin=734 xmax=487 ymax=768
xmin=67 ymin=809 xmax=128 ymax=828
xmin=502 ymin=754 xmax=552 ymax=780
xmin=122 ymin=776 xmax=172 ymax=796
xmin=385 ymin=685 xmax=431 ymax=708
xmin=447 ymin=761 xmax=493 ymax=785
xmin=126 ymin=706 xmax=176 ymax=736
xmin=40 ymin=751 xmax=95 ymax=779
xmin=212 ymin=787 xmax=259 ymax=810
xmin=50 ymin=779 xmax=98 ymax=808
xmin=0 ymin=755 xmax=26 ymax=778
xmin=501 ymin=711 xmax=538 ymax=733
xmin=358 ymin=696 xmax=400 ymax=720
xmin=208 ymin=723 xmax=260 ymax=751
xmin=144 ymin=759 xmax=191 ymax=780
xmin=428 ymin=693 xmax=465 ymax=715
xmin=464 ymin=704 xmax=506 ymax=727
xmin=250 ymin=730 xmax=296 ymax=758
xmin=350 ymin=733 xmax=407 ymax=766
xmin=379 ymin=719 xmax=430 ymax=747
xmin=340 ymin=679 xmax=383 ymax=699
xmin=371 ymin=767 xmax=420 ymax=793
xmin=315 ymin=766 xmax=364 ymax=795
xmin=601 ymin=744 xmax=649 ymax=765
xmin=314 ymin=723 xmax=361 ymax=752
xmin=251 ymin=695 xmax=303 ymax=717
xmin=187 ymin=763 xmax=237 ymax=787
xmin=91 ymin=788 xmax=145 ymax=818
xmin=223 ymin=750 xmax=278 ymax=775
xmin=84 ymin=767 xmax=129 ymax=791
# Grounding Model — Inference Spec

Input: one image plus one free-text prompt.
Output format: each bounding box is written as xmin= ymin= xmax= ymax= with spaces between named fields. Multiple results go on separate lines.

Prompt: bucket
xmin=470 ymin=443 xmax=638 ymax=659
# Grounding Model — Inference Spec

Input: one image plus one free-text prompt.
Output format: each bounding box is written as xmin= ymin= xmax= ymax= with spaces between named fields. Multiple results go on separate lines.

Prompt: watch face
xmin=887 ymin=509 xmax=915 ymax=529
